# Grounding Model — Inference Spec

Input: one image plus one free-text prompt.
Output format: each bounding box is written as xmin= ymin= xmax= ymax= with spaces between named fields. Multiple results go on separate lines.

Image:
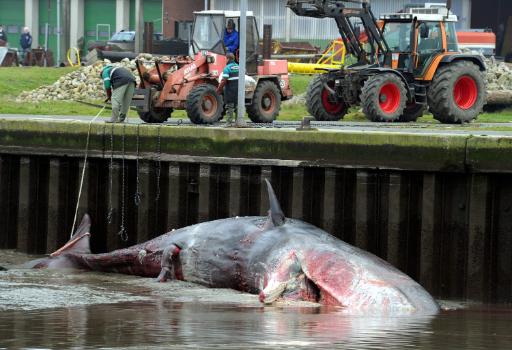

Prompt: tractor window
xmin=383 ymin=22 xmax=412 ymax=52
xmin=192 ymin=15 xmax=225 ymax=55
xmin=445 ymin=22 xmax=459 ymax=52
xmin=417 ymin=22 xmax=442 ymax=54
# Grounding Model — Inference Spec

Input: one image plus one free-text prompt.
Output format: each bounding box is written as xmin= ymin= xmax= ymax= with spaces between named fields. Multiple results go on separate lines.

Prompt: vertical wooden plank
xmin=336 ymin=169 xmax=356 ymax=244
xmin=492 ymin=175 xmax=512 ymax=303
xmin=166 ymin=162 xmax=181 ymax=231
xmin=420 ymin=173 xmax=437 ymax=294
xmin=355 ymin=170 xmax=370 ymax=250
xmin=440 ymin=175 xmax=468 ymax=299
xmin=466 ymin=174 xmax=490 ymax=301
xmin=17 ymin=157 xmax=32 ymax=253
xmin=0 ymin=156 xmax=8 ymax=248
xmin=290 ymin=167 xmax=304 ymax=219
xmin=322 ymin=168 xmax=336 ymax=235
xmin=76 ymin=159 xmax=90 ymax=234
xmin=136 ymin=161 xmax=153 ymax=243
xmin=259 ymin=166 xmax=272 ymax=216
xmin=105 ymin=162 xmax=122 ymax=251
xmin=1 ymin=156 xmax=19 ymax=249
xmin=229 ymin=165 xmax=242 ymax=217
xmin=386 ymin=173 xmax=404 ymax=267
xmin=198 ymin=164 xmax=211 ymax=222
xmin=46 ymin=159 xmax=63 ymax=253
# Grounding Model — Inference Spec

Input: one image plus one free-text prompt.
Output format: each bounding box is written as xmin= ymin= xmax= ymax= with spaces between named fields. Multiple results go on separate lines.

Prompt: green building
xmin=0 ymin=0 xmax=164 ymax=64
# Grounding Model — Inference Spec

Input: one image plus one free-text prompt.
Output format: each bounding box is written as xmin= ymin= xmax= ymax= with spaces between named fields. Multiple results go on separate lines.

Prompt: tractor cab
xmin=192 ymin=10 xmax=260 ymax=74
xmin=380 ymin=4 xmax=459 ymax=75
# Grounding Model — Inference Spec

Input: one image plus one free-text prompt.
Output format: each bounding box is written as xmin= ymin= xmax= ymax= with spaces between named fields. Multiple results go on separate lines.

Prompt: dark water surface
xmin=1 ymin=250 xmax=511 ymax=350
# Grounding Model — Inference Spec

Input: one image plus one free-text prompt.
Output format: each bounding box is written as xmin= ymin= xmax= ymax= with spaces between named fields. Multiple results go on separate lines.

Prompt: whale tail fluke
xmin=264 ymin=179 xmax=285 ymax=227
xmin=50 ymin=214 xmax=92 ymax=257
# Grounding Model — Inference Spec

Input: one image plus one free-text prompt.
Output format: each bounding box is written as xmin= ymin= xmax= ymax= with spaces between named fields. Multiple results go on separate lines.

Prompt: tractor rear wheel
xmin=247 ymin=80 xmax=281 ymax=123
xmin=361 ymin=73 xmax=407 ymax=122
xmin=306 ymin=74 xmax=348 ymax=121
xmin=186 ymin=84 xmax=223 ymax=124
xmin=427 ymin=61 xmax=486 ymax=124
xmin=398 ymin=103 xmax=425 ymax=122
xmin=137 ymin=107 xmax=172 ymax=123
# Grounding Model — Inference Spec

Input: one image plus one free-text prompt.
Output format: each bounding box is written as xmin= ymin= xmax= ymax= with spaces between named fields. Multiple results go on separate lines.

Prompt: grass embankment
xmin=0 ymin=67 xmax=119 ymax=118
xmin=0 ymin=66 xmax=511 ymax=123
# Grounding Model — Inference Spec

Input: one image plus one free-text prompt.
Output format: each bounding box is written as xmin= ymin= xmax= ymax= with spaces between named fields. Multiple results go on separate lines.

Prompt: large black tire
xmin=137 ymin=107 xmax=172 ymax=123
xmin=186 ymin=84 xmax=223 ymax=124
xmin=306 ymin=74 xmax=348 ymax=121
xmin=247 ymin=80 xmax=282 ymax=123
xmin=361 ymin=73 xmax=407 ymax=122
xmin=398 ymin=103 xmax=425 ymax=122
xmin=427 ymin=61 xmax=486 ymax=124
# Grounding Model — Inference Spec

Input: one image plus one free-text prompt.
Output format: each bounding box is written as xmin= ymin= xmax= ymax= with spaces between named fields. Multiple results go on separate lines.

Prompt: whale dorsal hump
xmin=264 ymin=179 xmax=285 ymax=227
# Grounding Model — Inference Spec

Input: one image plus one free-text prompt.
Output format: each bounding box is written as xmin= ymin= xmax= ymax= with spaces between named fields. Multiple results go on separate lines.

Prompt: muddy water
xmin=1 ymin=250 xmax=511 ymax=349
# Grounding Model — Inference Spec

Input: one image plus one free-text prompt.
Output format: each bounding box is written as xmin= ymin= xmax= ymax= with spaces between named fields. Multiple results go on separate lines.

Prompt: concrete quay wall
xmin=0 ymin=119 xmax=511 ymax=303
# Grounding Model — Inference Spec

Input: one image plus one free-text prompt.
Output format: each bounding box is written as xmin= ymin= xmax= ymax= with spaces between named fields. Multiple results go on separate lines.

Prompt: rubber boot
xmin=105 ymin=115 xmax=117 ymax=123
xmin=225 ymin=103 xmax=234 ymax=126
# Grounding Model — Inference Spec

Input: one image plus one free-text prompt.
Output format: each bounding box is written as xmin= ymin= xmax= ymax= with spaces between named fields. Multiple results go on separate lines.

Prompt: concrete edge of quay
xmin=0 ymin=118 xmax=510 ymax=173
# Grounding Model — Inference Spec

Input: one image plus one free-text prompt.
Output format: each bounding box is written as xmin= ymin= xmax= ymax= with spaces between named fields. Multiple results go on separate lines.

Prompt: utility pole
xmin=57 ymin=0 xmax=61 ymax=65
xmin=236 ymin=0 xmax=247 ymax=126
xmin=134 ymin=0 xmax=144 ymax=53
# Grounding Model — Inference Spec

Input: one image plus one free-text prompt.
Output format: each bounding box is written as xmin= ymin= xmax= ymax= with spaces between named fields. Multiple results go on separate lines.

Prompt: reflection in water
xmin=0 ymin=257 xmax=511 ymax=349
xmin=0 ymin=300 xmax=434 ymax=349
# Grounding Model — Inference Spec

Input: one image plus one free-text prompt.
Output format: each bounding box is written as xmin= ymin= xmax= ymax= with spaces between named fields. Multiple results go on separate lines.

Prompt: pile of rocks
xmin=485 ymin=58 xmax=512 ymax=105
xmin=15 ymin=54 xmax=161 ymax=103
xmin=282 ymin=92 xmax=306 ymax=106
xmin=16 ymin=54 xmax=512 ymax=106
xmin=486 ymin=57 xmax=512 ymax=91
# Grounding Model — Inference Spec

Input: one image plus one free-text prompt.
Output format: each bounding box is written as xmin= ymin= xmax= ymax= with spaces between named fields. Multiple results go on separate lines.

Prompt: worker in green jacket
xmin=100 ymin=64 xmax=136 ymax=123
xmin=217 ymin=52 xmax=239 ymax=125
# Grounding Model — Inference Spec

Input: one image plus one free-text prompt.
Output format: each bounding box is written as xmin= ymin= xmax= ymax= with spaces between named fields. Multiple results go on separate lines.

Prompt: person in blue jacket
xmin=223 ymin=19 xmax=239 ymax=54
xmin=19 ymin=27 xmax=32 ymax=64
xmin=0 ymin=25 xmax=8 ymax=46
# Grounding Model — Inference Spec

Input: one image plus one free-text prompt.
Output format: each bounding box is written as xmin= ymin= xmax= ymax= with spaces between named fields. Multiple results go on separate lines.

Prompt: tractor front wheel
xmin=306 ymin=74 xmax=348 ymax=121
xmin=137 ymin=107 xmax=172 ymax=123
xmin=361 ymin=73 xmax=407 ymax=122
xmin=247 ymin=80 xmax=281 ymax=123
xmin=186 ymin=84 xmax=223 ymax=124
xmin=427 ymin=61 xmax=486 ymax=124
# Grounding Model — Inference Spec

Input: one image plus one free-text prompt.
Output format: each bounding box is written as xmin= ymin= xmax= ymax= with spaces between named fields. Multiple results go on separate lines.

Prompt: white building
xmin=210 ymin=0 xmax=473 ymax=42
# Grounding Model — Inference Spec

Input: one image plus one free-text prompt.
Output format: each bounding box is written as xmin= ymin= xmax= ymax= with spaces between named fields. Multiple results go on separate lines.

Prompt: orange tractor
xmin=132 ymin=10 xmax=293 ymax=124
xmin=288 ymin=0 xmax=487 ymax=123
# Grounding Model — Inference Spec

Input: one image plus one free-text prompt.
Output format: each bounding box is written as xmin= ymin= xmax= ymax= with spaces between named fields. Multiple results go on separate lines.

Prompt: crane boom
xmin=286 ymin=0 xmax=390 ymax=65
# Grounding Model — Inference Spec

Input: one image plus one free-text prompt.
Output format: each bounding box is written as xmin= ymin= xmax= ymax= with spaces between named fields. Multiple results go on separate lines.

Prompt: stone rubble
xmin=15 ymin=54 xmax=512 ymax=105
xmin=15 ymin=54 xmax=166 ymax=103
xmin=485 ymin=57 xmax=512 ymax=91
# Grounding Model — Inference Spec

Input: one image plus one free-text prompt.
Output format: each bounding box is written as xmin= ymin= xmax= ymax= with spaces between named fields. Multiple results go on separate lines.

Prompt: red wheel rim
xmin=453 ymin=76 xmax=477 ymax=110
xmin=379 ymin=83 xmax=401 ymax=114
xmin=202 ymin=94 xmax=217 ymax=118
xmin=321 ymin=83 xmax=344 ymax=114
xmin=261 ymin=91 xmax=276 ymax=114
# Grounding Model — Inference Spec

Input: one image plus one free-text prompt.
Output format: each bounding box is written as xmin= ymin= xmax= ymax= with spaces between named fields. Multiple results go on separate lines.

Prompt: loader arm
xmin=286 ymin=0 xmax=391 ymax=65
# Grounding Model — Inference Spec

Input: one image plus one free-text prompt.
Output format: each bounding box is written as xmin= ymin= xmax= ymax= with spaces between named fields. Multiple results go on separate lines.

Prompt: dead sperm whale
xmin=26 ymin=180 xmax=439 ymax=314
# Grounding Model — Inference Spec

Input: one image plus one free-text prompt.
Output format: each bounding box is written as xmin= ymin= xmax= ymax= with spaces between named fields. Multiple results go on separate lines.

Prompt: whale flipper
xmin=264 ymin=179 xmax=285 ymax=227
xmin=50 ymin=214 xmax=92 ymax=257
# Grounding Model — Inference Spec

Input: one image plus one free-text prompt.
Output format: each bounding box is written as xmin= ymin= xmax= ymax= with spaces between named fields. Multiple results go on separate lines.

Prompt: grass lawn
xmin=0 ymin=66 xmax=511 ymax=124
xmin=0 ymin=66 xmax=130 ymax=118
